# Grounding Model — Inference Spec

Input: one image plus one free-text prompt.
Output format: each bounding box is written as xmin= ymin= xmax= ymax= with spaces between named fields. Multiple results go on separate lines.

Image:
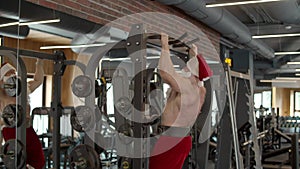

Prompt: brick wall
xmin=26 ymin=0 xmax=220 ymax=59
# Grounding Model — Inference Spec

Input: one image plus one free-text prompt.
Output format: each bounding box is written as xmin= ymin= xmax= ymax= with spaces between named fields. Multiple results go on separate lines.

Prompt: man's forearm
xmin=28 ymin=59 xmax=44 ymax=92
xmin=34 ymin=59 xmax=44 ymax=83
xmin=159 ymin=34 xmax=176 ymax=78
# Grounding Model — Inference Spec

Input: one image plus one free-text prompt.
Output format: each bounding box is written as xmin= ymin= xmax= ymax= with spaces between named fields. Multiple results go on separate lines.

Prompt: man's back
xmin=161 ymin=80 xmax=203 ymax=127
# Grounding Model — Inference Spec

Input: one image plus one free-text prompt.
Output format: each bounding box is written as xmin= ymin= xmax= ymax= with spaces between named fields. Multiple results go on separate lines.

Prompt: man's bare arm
xmin=28 ymin=59 xmax=44 ymax=93
xmin=158 ymin=33 xmax=185 ymax=92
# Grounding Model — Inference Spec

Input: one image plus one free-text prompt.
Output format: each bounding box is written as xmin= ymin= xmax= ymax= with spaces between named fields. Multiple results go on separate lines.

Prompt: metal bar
xmin=196 ymin=139 xmax=210 ymax=169
xmin=215 ymin=106 xmax=233 ymax=169
xmin=262 ymin=147 xmax=290 ymax=160
xmin=126 ymin=24 xmax=149 ymax=169
xmin=274 ymin=129 xmax=292 ymax=142
xmin=0 ymin=46 xmax=59 ymax=60
xmin=147 ymin=42 xmax=189 ymax=62
xmin=241 ymin=58 xmax=263 ymax=169
xmin=291 ymin=134 xmax=299 ymax=169
xmin=64 ymin=60 xmax=86 ymax=73
xmin=50 ymin=52 xmax=65 ymax=169
xmin=226 ymin=66 xmax=244 ymax=169
xmin=242 ymin=134 xmax=265 ymax=146
xmin=126 ymin=24 xmax=148 ymax=169
xmin=230 ymin=70 xmax=251 ymax=80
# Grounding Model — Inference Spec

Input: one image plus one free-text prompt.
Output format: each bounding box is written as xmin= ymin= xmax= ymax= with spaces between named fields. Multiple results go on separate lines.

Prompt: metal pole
xmin=50 ymin=51 xmax=65 ymax=168
xmin=225 ymin=64 xmax=244 ymax=169
xmin=126 ymin=24 xmax=148 ymax=169
xmin=291 ymin=134 xmax=299 ymax=169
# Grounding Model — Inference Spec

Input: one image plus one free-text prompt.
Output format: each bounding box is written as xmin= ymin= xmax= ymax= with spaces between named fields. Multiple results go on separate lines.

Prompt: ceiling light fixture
xmin=101 ymin=58 xmax=130 ymax=61
xmin=40 ymin=43 xmax=106 ymax=50
xmin=19 ymin=19 xmax=60 ymax=26
xmin=296 ymin=69 xmax=300 ymax=71
xmin=0 ymin=18 xmax=60 ymax=28
xmin=274 ymin=51 xmax=300 ymax=55
xmin=252 ymin=33 xmax=300 ymax=39
xmin=0 ymin=22 xmax=19 ymax=28
xmin=102 ymin=56 xmax=161 ymax=61
xmin=276 ymin=77 xmax=300 ymax=80
xmin=206 ymin=0 xmax=284 ymax=8
xmin=260 ymin=79 xmax=297 ymax=83
xmin=296 ymin=74 xmax=300 ymax=76
xmin=287 ymin=62 xmax=300 ymax=64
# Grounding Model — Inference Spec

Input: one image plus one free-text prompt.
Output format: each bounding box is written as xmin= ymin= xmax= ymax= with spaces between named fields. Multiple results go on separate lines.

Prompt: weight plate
xmin=118 ymin=123 xmax=134 ymax=145
xmin=2 ymin=139 xmax=26 ymax=169
xmin=2 ymin=104 xmax=24 ymax=128
xmin=70 ymin=110 xmax=84 ymax=132
xmin=72 ymin=75 xmax=93 ymax=98
xmin=4 ymin=76 xmax=21 ymax=97
xmin=69 ymin=144 xmax=101 ymax=169
xmin=115 ymin=96 xmax=132 ymax=116
xmin=73 ymin=106 xmax=98 ymax=132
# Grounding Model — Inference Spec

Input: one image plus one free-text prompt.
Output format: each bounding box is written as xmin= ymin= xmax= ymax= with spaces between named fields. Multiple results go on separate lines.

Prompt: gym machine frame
xmin=76 ymin=23 xmax=215 ymax=169
xmin=215 ymin=60 xmax=262 ymax=169
xmin=0 ymin=46 xmax=77 ymax=169
xmin=81 ymin=24 xmax=151 ymax=169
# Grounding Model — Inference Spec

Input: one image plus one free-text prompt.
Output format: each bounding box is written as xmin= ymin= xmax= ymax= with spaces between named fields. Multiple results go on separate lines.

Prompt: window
xmin=28 ymin=78 xmax=48 ymax=135
xmin=254 ymin=91 xmax=272 ymax=117
xmin=294 ymin=91 xmax=300 ymax=116
xmin=254 ymin=93 xmax=262 ymax=109
xmin=262 ymin=91 xmax=272 ymax=112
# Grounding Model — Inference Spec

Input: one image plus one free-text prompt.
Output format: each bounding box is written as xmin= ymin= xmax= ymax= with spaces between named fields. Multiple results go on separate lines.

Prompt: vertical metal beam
xmin=195 ymin=136 xmax=210 ymax=169
xmin=247 ymin=53 xmax=262 ymax=169
xmin=191 ymin=79 xmax=213 ymax=169
xmin=225 ymin=65 xmax=244 ymax=169
xmin=16 ymin=56 xmax=27 ymax=169
xmin=215 ymin=105 xmax=233 ymax=169
xmin=126 ymin=24 xmax=148 ymax=169
xmin=50 ymin=51 xmax=65 ymax=169
xmin=291 ymin=134 xmax=299 ymax=169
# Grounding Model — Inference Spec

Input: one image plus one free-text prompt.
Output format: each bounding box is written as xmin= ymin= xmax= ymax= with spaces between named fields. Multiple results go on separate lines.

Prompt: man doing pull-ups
xmin=149 ymin=33 xmax=212 ymax=169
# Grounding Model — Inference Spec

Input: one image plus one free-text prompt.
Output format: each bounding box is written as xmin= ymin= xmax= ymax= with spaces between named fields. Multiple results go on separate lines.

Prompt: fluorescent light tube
xmin=0 ymin=22 xmax=19 ymax=28
xmin=19 ymin=19 xmax=60 ymax=26
xmin=287 ymin=62 xmax=300 ymax=64
xmin=260 ymin=79 xmax=297 ymax=83
xmin=40 ymin=43 xmax=106 ymax=50
xmin=0 ymin=19 xmax=60 ymax=28
xmin=102 ymin=56 xmax=161 ymax=61
xmin=206 ymin=0 xmax=284 ymax=7
xmin=296 ymin=69 xmax=300 ymax=71
xmin=276 ymin=77 xmax=300 ymax=80
xmin=296 ymin=74 xmax=300 ymax=76
xmin=252 ymin=33 xmax=300 ymax=39
xmin=274 ymin=51 xmax=300 ymax=55
xmin=102 ymin=58 xmax=130 ymax=61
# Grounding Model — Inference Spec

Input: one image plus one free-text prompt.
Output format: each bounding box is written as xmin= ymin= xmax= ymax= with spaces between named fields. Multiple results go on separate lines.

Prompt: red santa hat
xmin=186 ymin=54 xmax=213 ymax=81
xmin=0 ymin=63 xmax=16 ymax=81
